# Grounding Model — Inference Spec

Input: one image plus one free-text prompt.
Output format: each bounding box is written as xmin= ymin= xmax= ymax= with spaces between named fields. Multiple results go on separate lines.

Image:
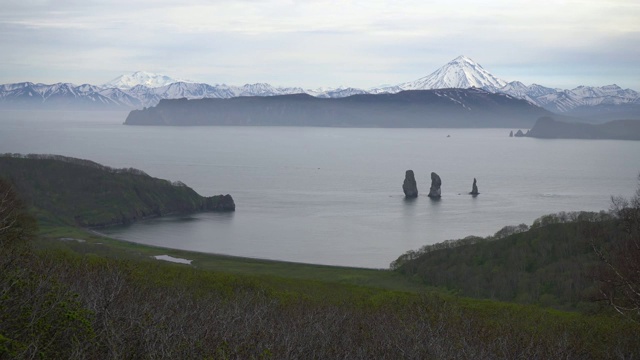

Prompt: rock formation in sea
xmin=509 ymin=130 xmax=514 ymax=137
xmin=514 ymin=129 xmax=525 ymax=137
xmin=428 ymin=172 xmax=442 ymax=198
xmin=402 ymin=170 xmax=418 ymax=198
xmin=470 ymin=178 xmax=479 ymax=196
xmin=204 ymin=194 xmax=236 ymax=211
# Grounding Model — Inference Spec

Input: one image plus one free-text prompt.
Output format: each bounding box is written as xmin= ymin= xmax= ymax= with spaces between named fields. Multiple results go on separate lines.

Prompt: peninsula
xmin=526 ymin=117 xmax=640 ymax=140
xmin=0 ymin=154 xmax=235 ymax=227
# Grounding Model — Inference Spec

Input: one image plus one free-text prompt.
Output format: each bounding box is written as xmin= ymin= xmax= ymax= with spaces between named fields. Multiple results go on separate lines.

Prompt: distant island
xmin=526 ymin=117 xmax=640 ymax=140
xmin=0 ymin=154 xmax=235 ymax=227
xmin=124 ymin=89 xmax=554 ymax=128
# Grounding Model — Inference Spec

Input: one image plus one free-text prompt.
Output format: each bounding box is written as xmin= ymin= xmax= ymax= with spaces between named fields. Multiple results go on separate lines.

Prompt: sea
xmin=1 ymin=110 xmax=639 ymax=268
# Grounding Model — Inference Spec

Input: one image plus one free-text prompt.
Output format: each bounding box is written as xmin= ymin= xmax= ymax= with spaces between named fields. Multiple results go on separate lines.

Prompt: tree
xmin=0 ymin=178 xmax=35 ymax=249
xmin=591 ymin=173 xmax=640 ymax=322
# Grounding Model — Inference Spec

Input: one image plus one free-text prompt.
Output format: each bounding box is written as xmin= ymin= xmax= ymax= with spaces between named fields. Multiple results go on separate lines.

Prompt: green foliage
xmin=0 ymin=181 xmax=94 ymax=359
xmin=589 ymin=176 xmax=640 ymax=322
xmin=0 ymin=178 xmax=37 ymax=250
xmin=393 ymin=212 xmax=617 ymax=310
xmin=0 ymin=154 xmax=231 ymax=227
xmin=5 ymin=248 xmax=634 ymax=359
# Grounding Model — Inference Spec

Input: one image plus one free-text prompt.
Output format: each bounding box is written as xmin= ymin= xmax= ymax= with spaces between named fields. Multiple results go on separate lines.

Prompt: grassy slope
xmin=36 ymin=225 xmax=429 ymax=294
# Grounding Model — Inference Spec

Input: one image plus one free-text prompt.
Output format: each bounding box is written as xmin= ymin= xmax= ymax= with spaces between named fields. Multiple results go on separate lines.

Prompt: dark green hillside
xmin=393 ymin=212 xmax=616 ymax=310
xmin=0 ymin=154 xmax=234 ymax=227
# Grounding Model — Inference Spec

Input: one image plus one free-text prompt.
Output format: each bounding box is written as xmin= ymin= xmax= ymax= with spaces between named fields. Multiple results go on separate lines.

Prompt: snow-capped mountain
xmin=1 ymin=58 xmax=639 ymax=120
xmin=0 ymin=82 xmax=133 ymax=108
xmin=497 ymin=83 xmax=640 ymax=114
xmin=394 ymin=55 xmax=508 ymax=92
xmin=102 ymin=71 xmax=194 ymax=90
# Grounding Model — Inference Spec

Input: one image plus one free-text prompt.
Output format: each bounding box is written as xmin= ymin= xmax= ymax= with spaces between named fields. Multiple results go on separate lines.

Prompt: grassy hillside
xmin=0 ymin=154 xmax=234 ymax=227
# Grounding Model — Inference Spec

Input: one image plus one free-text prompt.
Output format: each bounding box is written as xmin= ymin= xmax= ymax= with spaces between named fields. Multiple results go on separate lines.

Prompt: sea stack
xmin=204 ymin=194 xmax=236 ymax=211
xmin=402 ymin=170 xmax=418 ymax=198
xmin=509 ymin=130 xmax=514 ymax=137
xmin=470 ymin=178 xmax=479 ymax=196
xmin=428 ymin=172 xmax=442 ymax=199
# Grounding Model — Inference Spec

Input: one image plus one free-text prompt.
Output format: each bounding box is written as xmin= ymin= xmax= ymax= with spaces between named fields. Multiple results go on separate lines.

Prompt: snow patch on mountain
xmin=102 ymin=71 xmax=194 ymax=90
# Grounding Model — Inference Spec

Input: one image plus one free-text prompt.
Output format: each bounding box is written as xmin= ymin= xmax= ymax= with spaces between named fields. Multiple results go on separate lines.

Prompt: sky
xmin=1 ymin=0 xmax=639 ymax=90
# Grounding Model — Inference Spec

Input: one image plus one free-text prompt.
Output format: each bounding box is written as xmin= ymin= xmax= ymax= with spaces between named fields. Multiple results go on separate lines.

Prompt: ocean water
xmin=1 ymin=110 xmax=639 ymax=268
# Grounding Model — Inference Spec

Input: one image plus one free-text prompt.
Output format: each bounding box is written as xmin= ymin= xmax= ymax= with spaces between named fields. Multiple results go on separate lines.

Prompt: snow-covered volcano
xmin=102 ymin=71 xmax=194 ymax=90
xmin=397 ymin=55 xmax=508 ymax=91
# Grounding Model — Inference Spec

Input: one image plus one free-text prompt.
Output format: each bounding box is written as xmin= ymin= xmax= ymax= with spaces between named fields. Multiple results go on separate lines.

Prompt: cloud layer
xmin=1 ymin=0 xmax=639 ymax=89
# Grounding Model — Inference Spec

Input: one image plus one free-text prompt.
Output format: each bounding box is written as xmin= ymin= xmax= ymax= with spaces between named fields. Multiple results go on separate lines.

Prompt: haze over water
xmin=2 ymin=110 xmax=640 ymax=268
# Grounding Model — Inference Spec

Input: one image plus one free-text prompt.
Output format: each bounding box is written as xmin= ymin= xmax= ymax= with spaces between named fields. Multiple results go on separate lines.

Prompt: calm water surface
xmin=1 ymin=110 xmax=639 ymax=268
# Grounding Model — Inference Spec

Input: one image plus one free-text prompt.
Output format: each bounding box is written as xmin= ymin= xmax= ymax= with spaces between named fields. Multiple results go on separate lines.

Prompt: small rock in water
xmin=402 ymin=170 xmax=418 ymax=198
xmin=470 ymin=177 xmax=479 ymax=196
xmin=428 ymin=172 xmax=442 ymax=199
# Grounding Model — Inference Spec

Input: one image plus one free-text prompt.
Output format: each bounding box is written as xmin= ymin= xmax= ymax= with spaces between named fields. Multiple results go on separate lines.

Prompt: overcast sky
xmin=1 ymin=0 xmax=639 ymax=90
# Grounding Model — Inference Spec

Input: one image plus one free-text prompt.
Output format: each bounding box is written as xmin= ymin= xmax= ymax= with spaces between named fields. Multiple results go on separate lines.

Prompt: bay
xmin=1 ymin=110 xmax=639 ymax=268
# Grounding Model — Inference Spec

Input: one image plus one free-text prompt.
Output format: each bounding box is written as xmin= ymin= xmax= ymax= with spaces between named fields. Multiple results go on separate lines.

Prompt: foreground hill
xmin=526 ymin=116 xmax=640 ymax=140
xmin=392 ymin=212 xmax=618 ymax=310
xmin=124 ymin=89 xmax=554 ymax=128
xmin=0 ymin=154 xmax=234 ymax=227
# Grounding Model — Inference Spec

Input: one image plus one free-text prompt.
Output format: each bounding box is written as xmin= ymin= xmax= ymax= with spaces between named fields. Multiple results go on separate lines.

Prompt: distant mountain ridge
xmin=124 ymin=88 xmax=554 ymax=128
xmin=526 ymin=117 xmax=640 ymax=140
xmin=1 ymin=56 xmax=639 ymax=120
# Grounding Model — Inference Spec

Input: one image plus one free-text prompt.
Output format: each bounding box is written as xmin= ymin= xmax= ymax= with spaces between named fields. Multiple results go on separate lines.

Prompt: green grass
xmin=35 ymin=224 xmax=430 ymax=294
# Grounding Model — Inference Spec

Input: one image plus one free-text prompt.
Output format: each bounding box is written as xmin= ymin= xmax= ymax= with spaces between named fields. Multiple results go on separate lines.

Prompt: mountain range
xmin=1 ymin=55 xmax=639 ymax=120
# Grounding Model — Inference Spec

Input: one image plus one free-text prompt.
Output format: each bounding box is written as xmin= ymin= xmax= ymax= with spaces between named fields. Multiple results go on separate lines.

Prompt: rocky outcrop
xmin=470 ymin=178 xmax=479 ymax=196
xmin=204 ymin=194 xmax=236 ymax=211
xmin=514 ymin=129 xmax=525 ymax=137
xmin=402 ymin=170 xmax=418 ymax=198
xmin=428 ymin=172 xmax=442 ymax=198
xmin=509 ymin=130 xmax=514 ymax=137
